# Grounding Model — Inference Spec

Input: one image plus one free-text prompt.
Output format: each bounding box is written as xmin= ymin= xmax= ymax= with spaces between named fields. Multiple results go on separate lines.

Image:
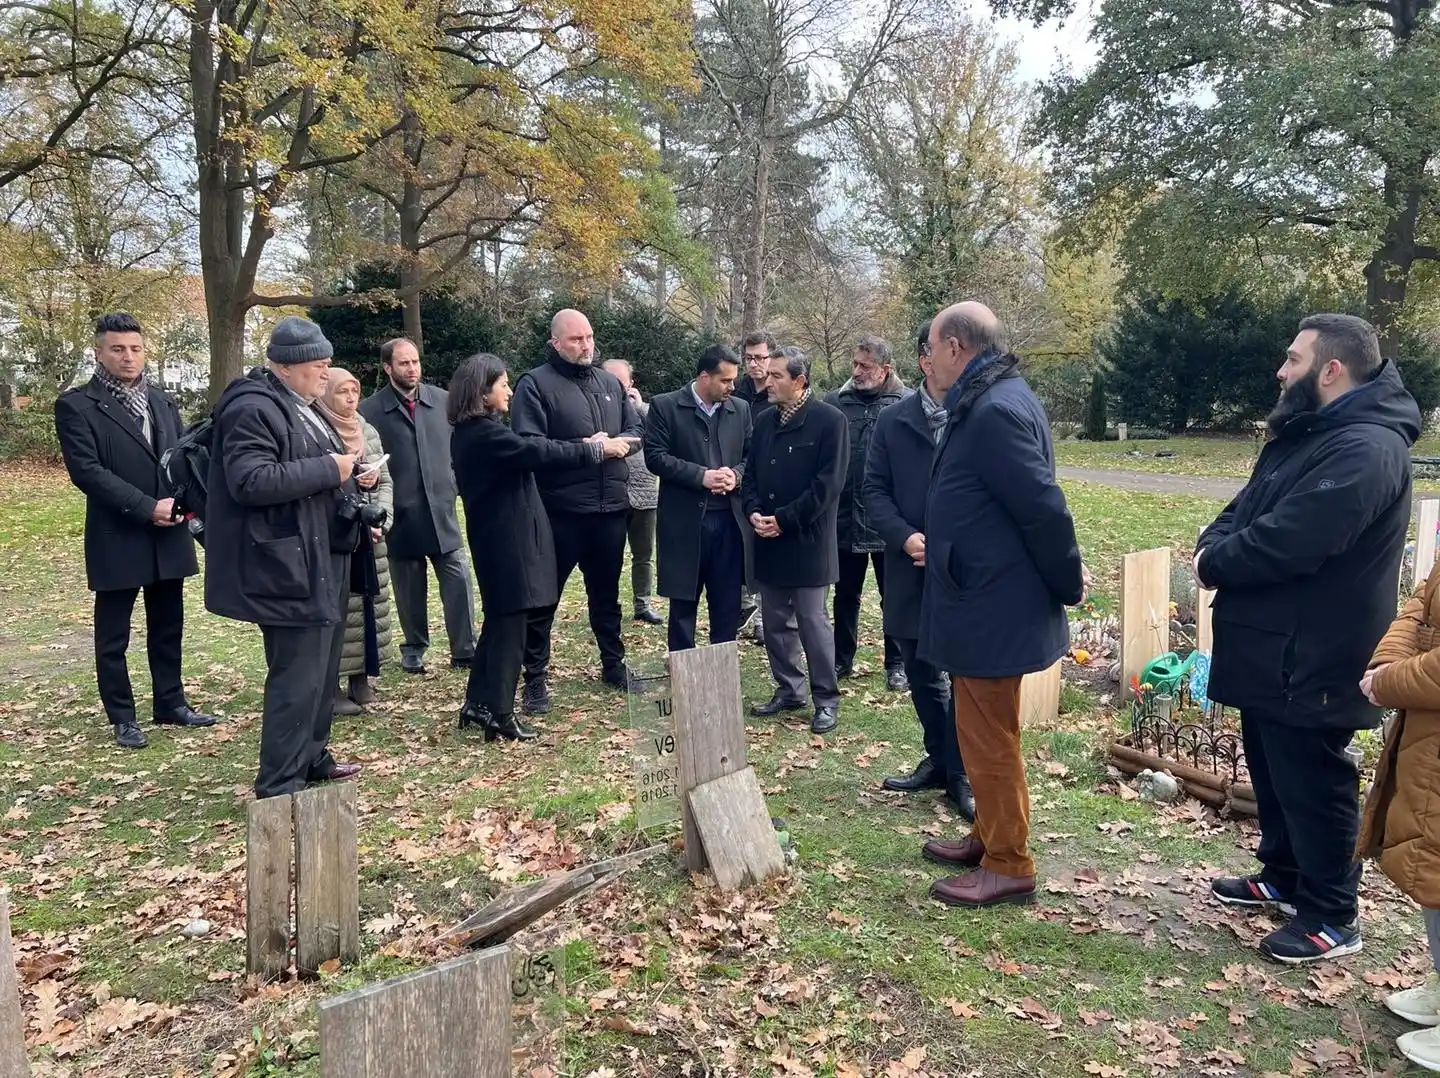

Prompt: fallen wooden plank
xmin=0 ymin=891 xmax=28 ymax=1078
xmin=687 ymin=766 xmax=785 ymax=890
xmin=671 ymin=642 xmax=747 ymax=873
xmin=246 ymin=794 xmax=293 ymax=978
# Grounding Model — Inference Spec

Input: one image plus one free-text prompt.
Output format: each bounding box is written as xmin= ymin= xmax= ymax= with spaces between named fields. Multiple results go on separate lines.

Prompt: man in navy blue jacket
xmin=917 ymin=302 xmax=1085 ymax=909
xmin=1199 ymin=313 xmax=1419 ymax=965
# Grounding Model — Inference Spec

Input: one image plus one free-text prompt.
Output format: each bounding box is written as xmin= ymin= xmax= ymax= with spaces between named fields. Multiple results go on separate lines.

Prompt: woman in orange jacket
xmin=1358 ymin=564 xmax=1440 ymax=1072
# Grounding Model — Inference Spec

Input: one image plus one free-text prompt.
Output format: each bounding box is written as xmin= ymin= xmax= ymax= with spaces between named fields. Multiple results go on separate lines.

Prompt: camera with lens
xmin=337 ymin=494 xmax=388 ymax=529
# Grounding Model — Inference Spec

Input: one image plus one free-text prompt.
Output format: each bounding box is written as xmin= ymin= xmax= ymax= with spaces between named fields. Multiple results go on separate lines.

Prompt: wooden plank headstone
xmin=1019 ymin=660 xmax=1062 ymax=728
xmin=1416 ymin=499 xmax=1440 ymax=584
xmin=1121 ymin=547 xmax=1171 ymax=699
xmin=671 ymin=642 xmax=747 ymax=873
xmin=318 ymin=947 xmax=511 ymax=1078
xmin=247 ymin=794 xmax=294 ymax=978
xmin=1195 ymin=525 xmax=1214 ymax=655
xmin=687 ymin=767 xmax=785 ymax=890
xmin=0 ymin=891 xmax=28 ymax=1078
xmin=294 ymin=782 xmax=360 ymax=974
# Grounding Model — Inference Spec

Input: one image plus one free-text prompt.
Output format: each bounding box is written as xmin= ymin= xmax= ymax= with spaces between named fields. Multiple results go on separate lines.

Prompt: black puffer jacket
xmin=1198 ymin=360 xmax=1420 ymax=729
xmin=826 ymin=372 xmax=909 ymax=552
xmin=509 ymin=346 xmax=643 ymax=515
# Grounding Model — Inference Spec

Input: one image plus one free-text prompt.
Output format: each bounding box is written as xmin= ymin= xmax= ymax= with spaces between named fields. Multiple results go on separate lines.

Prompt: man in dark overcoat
xmin=644 ymin=344 xmax=753 ymax=653
xmin=359 ymin=338 xmax=475 ymax=673
xmin=742 ymin=348 xmax=849 ymax=734
xmin=55 ymin=312 xmax=217 ymax=749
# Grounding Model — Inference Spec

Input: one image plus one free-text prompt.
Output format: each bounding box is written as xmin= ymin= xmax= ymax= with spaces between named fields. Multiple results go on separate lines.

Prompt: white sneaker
xmin=1387 ymin=972 xmax=1440 ymax=1027
xmin=1398 ymin=1026 xmax=1440 ymax=1072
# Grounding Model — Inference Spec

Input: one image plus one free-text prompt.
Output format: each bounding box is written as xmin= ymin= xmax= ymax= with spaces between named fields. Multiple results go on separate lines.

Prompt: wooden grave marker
xmin=1195 ymin=526 xmax=1214 ymax=655
xmin=687 ymin=767 xmax=785 ymax=890
xmin=1019 ymin=660 xmax=1062 ymax=728
xmin=246 ymin=794 xmax=294 ymax=978
xmin=0 ymin=891 xmax=28 ymax=1078
xmin=1121 ymin=547 xmax=1171 ymax=699
xmin=671 ymin=642 xmax=747 ymax=873
xmin=1416 ymin=499 xmax=1440 ymax=585
xmin=318 ymin=946 xmax=511 ymax=1078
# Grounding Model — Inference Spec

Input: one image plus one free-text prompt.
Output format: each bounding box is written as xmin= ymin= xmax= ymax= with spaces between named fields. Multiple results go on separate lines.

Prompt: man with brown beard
xmin=1198 ymin=313 xmax=1419 ymax=965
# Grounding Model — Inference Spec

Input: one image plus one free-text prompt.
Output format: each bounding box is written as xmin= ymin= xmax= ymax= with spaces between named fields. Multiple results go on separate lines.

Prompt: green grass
xmin=1055 ymin=435 xmax=1262 ymax=478
xmin=1 ymin=463 xmax=1431 ymax=1077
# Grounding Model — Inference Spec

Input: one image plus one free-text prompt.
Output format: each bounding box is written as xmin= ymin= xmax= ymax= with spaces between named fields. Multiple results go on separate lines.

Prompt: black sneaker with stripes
xmin=1211 ymin=874 xmax=1298 ymax=917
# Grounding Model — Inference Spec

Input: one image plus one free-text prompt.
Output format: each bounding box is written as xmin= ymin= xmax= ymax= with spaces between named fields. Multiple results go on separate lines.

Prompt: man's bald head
xmin=550 ymin=308 xmax=595 ymax=365
xmin=928 ymin=301 xmax=1007 ymax=394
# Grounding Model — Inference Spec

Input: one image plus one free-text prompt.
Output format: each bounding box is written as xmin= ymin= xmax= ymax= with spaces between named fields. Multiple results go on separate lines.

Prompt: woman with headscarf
xmin=1358 ymin=562 xmax=1440 ymax=1071
xmin=448 ymin=353 xmax=630 ymax=740
xmin=317 ymin=367 xmax=394 ymax=713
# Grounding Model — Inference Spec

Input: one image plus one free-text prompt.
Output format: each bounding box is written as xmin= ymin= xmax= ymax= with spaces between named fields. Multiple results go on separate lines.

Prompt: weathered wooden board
xmin=293 ymin=782 xmax=359 ymax=974
xmin=1019 ymin=661 xmax=1062 ymax=728
xmin=687 ymin=767 xmax=785 ymax=890
xmin=670 ymin=642 xmax=747 ymax=873
xmin=246 ymin=794 xmax=294 ymax=978
xmin=0 ymin=891 xmax=28 ymax=1078
xmin=317 ymin=947 xmax=511 ymax=1078
xmin=1121 ymin=547 xmax=1171 ymax=699
xmin=1416 ymin=499 xmax=1440 ymax=584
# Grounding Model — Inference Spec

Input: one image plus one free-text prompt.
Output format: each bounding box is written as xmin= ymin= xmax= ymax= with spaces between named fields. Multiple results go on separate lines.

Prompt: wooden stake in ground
xmin=246 ymin=795 xmax=294 ymax=978
xmin=0 ymin=891 xmax=29 ymax=1078
xmin=670 ymin=642 xmax=747 ymax=873
xmin=1195 ymin=526 xmax=1214 ymax=655
xmin=1121 ymin=547 xmax=1171 ymax=698
xmin=1416 ymin=499 xmax=1439 ymax=585
xmin=293 ymin=782 xmax=359 ymax=974
xmin=318 ymin=947 xmax=511 ymax=1078
xmin=687 ymin=766 xmax=785 ymax=889
xmin=1019 ymin=660 xmax=1062 ymax=727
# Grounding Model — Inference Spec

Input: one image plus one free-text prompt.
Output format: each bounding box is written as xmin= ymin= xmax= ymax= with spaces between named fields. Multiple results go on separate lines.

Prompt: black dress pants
xmin=1241 ymin=712 xmax=1362 ymax=927
xmin=667 ymin=510 xmax=745 ymax=653
xmin=524 ymin=509 xmax=628 ymax=681
xmin=255 ymin=556 xmax=349 ymax=799
xmin=833 ymin=550 xmax=901 ymax=672
xmin=896 ymin=637 xmax=965 ymax=778
xmin=94 ymin=578 xmax=187 ymax=725
xmin=466 ymin=607 xmax=529 ymax=718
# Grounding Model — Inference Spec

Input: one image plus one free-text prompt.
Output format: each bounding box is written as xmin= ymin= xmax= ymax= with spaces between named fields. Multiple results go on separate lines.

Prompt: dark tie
xmin=403 ymin=397 xmax=416 ymax=418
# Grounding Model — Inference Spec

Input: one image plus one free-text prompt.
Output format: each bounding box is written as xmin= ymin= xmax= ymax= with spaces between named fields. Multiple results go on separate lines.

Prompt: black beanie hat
xmin=267 ymin=316 xmax=334 ymax=365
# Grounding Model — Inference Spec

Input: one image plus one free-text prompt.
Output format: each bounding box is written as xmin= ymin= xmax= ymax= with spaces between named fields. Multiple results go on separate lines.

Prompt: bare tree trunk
xmin=741 ymin=127 xmax=774 ymax=336
xmin=398 ymin=110 xmax=425 ymax=352
xmin=1364 ymin=158 xmax=1428 ymax=358
xmin=492 ymin=240 xmax=503 ymax=321
xmin=306 ymin=183 xmax=325 ymax=296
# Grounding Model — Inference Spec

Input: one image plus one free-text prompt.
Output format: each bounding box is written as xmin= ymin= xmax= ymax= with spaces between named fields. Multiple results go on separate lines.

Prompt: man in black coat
xmin=510 ymin=308 xmax=645 ymax=710
xmin=644 ymin=344 xmax=753 ymax=653
xmin=864 ymin=323 xmax=972 ymax=820
xmin=206 ymin=317 xmax=363 ymax=799
xmin=825 ymin=334 xmax=909 ymax=688
xmin=359 ymin=338 xmax=475 ymax=674
xmin=55 ymin=313 xmax=217 ymax=749
xmin=743 ymin=348 xmax=849 ymax=734
xmin=1198 ymin=313 xmax=1419 ymax=966
xmin=918 ymin=302 xmax=1085 ymax=910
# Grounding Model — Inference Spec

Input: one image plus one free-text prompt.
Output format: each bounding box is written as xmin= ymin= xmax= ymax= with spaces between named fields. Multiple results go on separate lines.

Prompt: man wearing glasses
xmin=734 ymin=330 xmax=777 ymax=640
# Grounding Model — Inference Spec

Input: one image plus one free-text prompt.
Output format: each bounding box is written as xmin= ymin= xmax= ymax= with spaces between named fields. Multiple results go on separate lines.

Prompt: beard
xmin=1266 ymin=365 xmax=1322 ymax=437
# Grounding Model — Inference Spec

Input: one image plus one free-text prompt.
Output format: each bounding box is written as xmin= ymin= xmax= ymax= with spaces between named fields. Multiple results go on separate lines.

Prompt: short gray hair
xmin=854 ymin=335 xmax=892 ymax=367
xmin=936 ymin=307 xmax=1007 ymax=355
xmin=1298 ymin=314 xmax=1383 ymax=381
xmin=779 ymin=346 xmax=810 ymax=384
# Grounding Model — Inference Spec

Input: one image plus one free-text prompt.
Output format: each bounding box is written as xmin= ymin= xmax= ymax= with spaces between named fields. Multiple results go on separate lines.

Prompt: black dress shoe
xmin=602 ymin=663 xmax=642 ymax=692
xmin=458 ymin=700 xmax=491 ymax=730
xmin=811 ymin=706 xmax=838 ymax=734
xmin=750 ymin=694 xmax=808 ymax=717
xmin=834 ymin=662 xmax=854 ymax=679
xmin=882 ymin=756 xmax=945 ymax=792
xmin=522 ymin=679 xmax=550 ymax=716
xmin=484 ymin=712 xmax=538 ymax=742
xmin=947 ymin=774 xmax=977 ymax=823
xmin=114 ymin=721 xmax=148 ymax=749
xmin=153 ymin=705 xmax=218 ymax=727
xmin=401 ymin=655 xmax=427 ymax=675
xmin=633 ymin=601 xmax=665 ymax=626
xmin=450 ymin=655 xmax=473 ymax=670
xmin=886 ymin=666 xmax=909 ymax=692
xmin=310 ymin=762 xmax=362 ymax=783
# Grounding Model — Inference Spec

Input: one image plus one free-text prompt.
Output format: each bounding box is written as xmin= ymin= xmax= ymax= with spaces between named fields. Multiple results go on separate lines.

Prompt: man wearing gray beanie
xmin=204 ymin=315 xmax=364 ymax=798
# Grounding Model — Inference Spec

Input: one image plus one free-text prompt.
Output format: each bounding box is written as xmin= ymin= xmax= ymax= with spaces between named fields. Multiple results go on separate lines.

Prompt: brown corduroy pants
xmin=951 ymin=674 xmax=1035 ymax=878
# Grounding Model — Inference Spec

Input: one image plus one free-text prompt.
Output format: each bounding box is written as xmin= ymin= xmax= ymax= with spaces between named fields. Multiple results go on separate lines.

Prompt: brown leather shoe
xmin=922 ymin=836 xmax=985 ymax=868
xmin=930 ymin=867 xmax=1036 ymax=908
xmin=315 ymin=763 xmax=362 ymax=783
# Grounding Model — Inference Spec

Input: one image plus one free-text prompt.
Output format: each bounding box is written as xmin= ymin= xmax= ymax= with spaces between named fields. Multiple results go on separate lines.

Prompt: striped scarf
xmin=92 ymin=363 xmax=150 ymax=427
xmin=777 ymin=388 xmax=810 ymax=425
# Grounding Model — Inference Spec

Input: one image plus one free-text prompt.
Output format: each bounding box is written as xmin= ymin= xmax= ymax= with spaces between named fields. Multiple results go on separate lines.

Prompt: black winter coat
xmin=55 ymin=379 xmax=199 ymax=593
xmin=863 ymin=391 xmax=937 ymax=639
xmin=358 ymin=382 xmax=462 ymax=559
xmin=509 ymin=347 xmax=643 ymax=516
xmin=644 ymin=386 xmax=753 ymax=599
xmin=1198 ymin=360 xmax=1420 ymax=729
xmin=452 ymin=414 xmax=598 ymax=616
xmin=734 ymin=375 xmax=772 ymax=415
xmin=742 ymin=396 xmax=849 ymax=589
xmin=204 ymin=369 xmax=353 ymax=628
xmin=919 ymin=356 xmax=1083 ymax=678
xmin=826 ymin=373 xmax=909 ymax=552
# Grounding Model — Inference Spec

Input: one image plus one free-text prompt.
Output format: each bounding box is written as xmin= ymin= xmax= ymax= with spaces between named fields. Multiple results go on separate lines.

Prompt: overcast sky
xmin=977 ymin=0 xmax=1100 ymax=84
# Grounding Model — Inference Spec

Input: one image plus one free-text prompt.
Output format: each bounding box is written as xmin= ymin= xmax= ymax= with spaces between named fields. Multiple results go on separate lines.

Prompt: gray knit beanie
xmin=267 ymin=316 xmax=334 ymax=365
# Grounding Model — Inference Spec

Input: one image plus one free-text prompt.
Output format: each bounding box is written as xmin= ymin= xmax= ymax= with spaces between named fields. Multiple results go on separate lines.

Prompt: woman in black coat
xmin=449 ymin=354 xmax=630 ymax=739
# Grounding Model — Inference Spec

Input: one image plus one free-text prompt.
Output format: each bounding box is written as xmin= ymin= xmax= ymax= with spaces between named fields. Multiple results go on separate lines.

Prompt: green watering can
xmin=1139 ymin=651 xmax=1196 ymax=695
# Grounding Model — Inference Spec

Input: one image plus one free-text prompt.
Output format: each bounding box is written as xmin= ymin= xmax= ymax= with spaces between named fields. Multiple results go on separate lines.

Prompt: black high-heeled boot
xmin=484 ymin=712 xmax=538 ymax=742
xmin=458 ymin=700 xmax=491 ymax=730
